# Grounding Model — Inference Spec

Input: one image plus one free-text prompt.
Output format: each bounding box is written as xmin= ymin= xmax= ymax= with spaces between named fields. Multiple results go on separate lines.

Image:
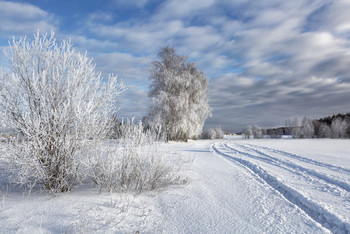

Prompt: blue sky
xmin=1 ymin=0 xmax=350 ymax=132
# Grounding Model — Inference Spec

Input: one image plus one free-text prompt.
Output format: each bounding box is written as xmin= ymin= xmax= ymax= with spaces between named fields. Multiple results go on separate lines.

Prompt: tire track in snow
xmin=210 ymin=142 xmax=350 ymax=233
xmin=226 ymin=143 xmax=350 ymax=193
xmin=244 ymin=143 xmax=350 ymax=175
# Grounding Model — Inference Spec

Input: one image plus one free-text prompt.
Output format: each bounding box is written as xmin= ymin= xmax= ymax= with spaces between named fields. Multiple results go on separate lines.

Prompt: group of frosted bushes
xmin=0 ymin=32 xmax=185 ymax=195
xmin=89 ymin=120 xmax=185 ymax=194
xmin=201 ymin=126 xmax=224 ymax=139
xmin=4 ymin=120 xmax=185 ymax=195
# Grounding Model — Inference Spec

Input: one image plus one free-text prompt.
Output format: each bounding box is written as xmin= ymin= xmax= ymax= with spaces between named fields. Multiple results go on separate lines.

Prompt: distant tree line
xmin=243 ymin=112 xmax=350 ymax=139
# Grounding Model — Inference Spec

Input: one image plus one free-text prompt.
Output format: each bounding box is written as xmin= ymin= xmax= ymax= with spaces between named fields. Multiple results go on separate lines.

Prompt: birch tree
xmin=301 ymin=116 xmax=315 ymax=138
xmin=148 ymin=47 xmax=211 ymax=142
xmin=292 ymin=116 xmax=302 ymax=138
xmin=331 ymin=117 xmax=347 ymax=138
xmin=0 ymin=32 xmax=126 ymax=193
xmin=252 ymin=125 xmax=262 ymax=139
xmin=244 ymin=125 xmax=252 ymax=139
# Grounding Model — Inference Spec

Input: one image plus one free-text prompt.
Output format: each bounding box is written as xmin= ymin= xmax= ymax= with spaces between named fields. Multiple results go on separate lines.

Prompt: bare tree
xmin=148 ymin=47 xmax=211 ymax=142
xmin=0 ymin=32 xmax=126 ymax=193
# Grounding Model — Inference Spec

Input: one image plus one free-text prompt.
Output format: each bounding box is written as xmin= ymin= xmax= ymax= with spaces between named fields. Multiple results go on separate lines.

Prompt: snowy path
xmin=211 ymin=141 xmax=350 ymax=233
xmin=156 ymin=140 xmax=329 ymax=233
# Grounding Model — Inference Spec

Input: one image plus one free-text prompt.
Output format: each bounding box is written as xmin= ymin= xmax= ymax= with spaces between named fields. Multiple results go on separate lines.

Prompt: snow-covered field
xmin=1 ymin=137 xmax=349 ymax=233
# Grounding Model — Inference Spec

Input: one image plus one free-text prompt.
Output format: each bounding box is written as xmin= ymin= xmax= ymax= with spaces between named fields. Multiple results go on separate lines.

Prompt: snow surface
xmin=1 ymin=137 xmax=349 ymax=233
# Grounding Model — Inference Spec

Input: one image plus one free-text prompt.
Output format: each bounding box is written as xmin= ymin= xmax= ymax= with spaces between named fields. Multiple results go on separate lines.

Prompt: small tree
xmin=301 ymin=117 xmax=315 ymax=138
xmin=148 ymin=47 xmax=211 ymax=142
xmin=331 ymin=117 xmax=347 ymax=138
xmin=244 ymin=125 xmax=252 ymax=139
xmin=0 ymin=32 xmax=126 ymax=193
xmin=318 ymin=123 xmax=332 ymax=138
xmin=292 ymin=116 xmax=302 ymax=138
xmin=202 ymin=126 xmax=224 ymax=139
xmin=252 ymin=125 xmax=262 ymax=139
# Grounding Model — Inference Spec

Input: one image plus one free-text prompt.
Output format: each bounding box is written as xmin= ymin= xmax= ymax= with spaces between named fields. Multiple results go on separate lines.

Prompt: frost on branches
xmin=89 ymin=119 xmax=186 ymax=194
xmin=0 ymin=32 xmax=126 ymax=193
xmin=148 ymin=47 xmax=211 ymax=142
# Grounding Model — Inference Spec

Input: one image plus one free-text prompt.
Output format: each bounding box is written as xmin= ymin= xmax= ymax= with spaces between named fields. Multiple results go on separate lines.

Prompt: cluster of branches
xmin=89 ymin=119 xmax=184 ymax=194
xmin=148 ymin=47 xmax=211 ymax=142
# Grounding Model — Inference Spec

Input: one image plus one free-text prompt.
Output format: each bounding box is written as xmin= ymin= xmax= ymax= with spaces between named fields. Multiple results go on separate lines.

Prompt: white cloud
xmin=94 ymin=52 xmax=152 ymax=83
xmin=155 ymin=0 xmax=215 ymax=20
xmin=308 ymin=0 xmax=350 ymax=36
xmin=0 ymin=1 xmax=56 ymax=36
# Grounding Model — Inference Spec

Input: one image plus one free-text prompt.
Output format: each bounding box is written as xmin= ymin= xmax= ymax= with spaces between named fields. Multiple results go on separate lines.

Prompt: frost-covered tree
xmin=331 ymin=117 xmax=348 ymax=138
xmin=291 ymin=116 xmax=302 ymax=138
xmin=215 ymin=126 xmax=224 ymax=139
xmin=318 ymin=123 xmax=332 ymax=138
xmin=244 ymin=125 xmax=252 ymax=139
xmin=148 ymin=47 xmax=211 ymax=142
xmin=252 ymin=125 xmax=262 ymax=139
xmin=301 ymin=117 xmax=315 ymax=138
xmin=0 ymin=32 xmax=125 ymax=193
xmin=202 ymin=126 xmax=224 ymax=139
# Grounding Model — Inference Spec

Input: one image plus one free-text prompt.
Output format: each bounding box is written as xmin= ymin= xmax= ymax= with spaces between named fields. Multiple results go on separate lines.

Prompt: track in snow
xmin=244 ymin=143 xmax=350 ymax=175
xmin=210 ymin=142 xmax=350 ymax=234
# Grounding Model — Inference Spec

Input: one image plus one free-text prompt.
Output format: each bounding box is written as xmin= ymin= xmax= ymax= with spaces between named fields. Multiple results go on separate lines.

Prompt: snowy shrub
xmin=202 ymin=126 xmax=224 ymax=139
xmin=89 ymin=121 xmax=185 ymax=193
xmin=118 ymin=118 xmax=163 ymax=146
xmin=202 ymin=128 xmax=216 ymax=139
xmin=215 ymin=126 xmax=225 ymax=139
xmin=0 ymin=32 xmax=125 ymax=193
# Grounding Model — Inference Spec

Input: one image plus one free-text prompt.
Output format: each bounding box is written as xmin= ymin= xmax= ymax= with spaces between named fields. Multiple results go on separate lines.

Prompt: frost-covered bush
xmin=0 ymin=32 xmax=125 ymax=193
xmin=202 ymin=126 xmax=224 ymax=139
xmin=118 ymin=118 xmax=163 ymax=146
xmin=89 ymin=120 xmax=185 ymax=193
xmin=214 ymin=126 xmax=224 ymax=139
xmin=202 ymin=128 xmax=216 ymax=139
